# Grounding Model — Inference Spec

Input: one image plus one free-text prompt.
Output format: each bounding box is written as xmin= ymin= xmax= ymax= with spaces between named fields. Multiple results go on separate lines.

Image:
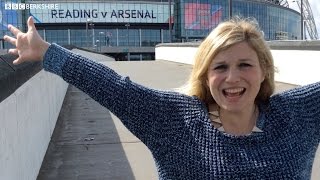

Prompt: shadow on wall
xmin=0 ymin=53 xmax=42 ymax=103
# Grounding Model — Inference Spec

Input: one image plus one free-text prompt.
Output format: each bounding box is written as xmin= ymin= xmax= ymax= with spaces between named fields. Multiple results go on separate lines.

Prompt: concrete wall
xmin=155 ymin=41 xmax=320 ymax=86
xmin=155 ymin=40 xmax=320 ymax=179
xmin=0 ymin=70 xmax=68 ymax=180
xmin=272 ymin=50 xmax=320 ymax=85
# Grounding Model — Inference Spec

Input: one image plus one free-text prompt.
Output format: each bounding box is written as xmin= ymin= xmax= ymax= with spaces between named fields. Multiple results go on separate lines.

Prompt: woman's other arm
xmin=3 ymin=17 xmax=193 ymax=146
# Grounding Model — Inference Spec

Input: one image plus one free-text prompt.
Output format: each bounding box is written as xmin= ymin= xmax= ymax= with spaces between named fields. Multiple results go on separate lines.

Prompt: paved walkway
xmin=37 ymin=60 xmax=315 ymax=180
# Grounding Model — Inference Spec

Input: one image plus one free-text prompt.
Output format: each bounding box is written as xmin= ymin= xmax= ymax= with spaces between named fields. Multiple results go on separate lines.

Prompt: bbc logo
xmin=4 ymin=3 xmax=59 ymax=10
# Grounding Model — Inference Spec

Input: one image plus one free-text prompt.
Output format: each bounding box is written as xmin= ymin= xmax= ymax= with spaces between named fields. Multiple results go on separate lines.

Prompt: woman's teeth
xmin=223 ymin=88 xmax=245 ymax=96
xmin=224 ymin=88 xmax=244 ymax=94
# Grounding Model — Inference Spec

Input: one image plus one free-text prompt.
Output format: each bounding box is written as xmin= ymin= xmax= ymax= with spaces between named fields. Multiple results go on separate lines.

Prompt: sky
xmin=289 ymin=0 xmax=320 ymax=39
xmin=309 ymin=0 xmax=320 ymax=38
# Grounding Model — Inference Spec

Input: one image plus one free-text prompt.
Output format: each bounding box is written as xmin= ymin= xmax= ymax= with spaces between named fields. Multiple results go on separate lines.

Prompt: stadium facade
xmin=0 ymin=0 xmax=301 ymax=60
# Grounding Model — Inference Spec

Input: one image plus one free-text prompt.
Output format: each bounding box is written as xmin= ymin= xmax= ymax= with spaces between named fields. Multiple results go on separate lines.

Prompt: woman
xmin=4 ymin=16 xmax=320 ymax=179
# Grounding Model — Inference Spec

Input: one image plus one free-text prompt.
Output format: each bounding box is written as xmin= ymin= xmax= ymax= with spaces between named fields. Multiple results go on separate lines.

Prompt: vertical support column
xmin=169 ymin=0 xmax=172 ymax=42
xmin=139 ymin=29 xmax=142 ymax=47
xmin=161 ymin=29 xmax=164 ymax=43
xmin=300 ymin=0 xmax=303 ymax=40
xmin=43 ymin=29 xmax=46 ymax=41
xmin=68 ymin=29 xmax=71 ymax=45
xmin=229 ymin=0 xmax=233 ymax=19
xmin=86 ymin=19 xmax=93 ymax=49
xmin=0 ymin=39 xmax=3 ymax=49
xmin=86 ymin=21 xmax=88 ymax=48
xmin=116 ymin=29 xmax=119 ymax=47
xmin=125 ymin=23 xmax=130 ymax=61
xmin=92 ymin=28 xmax=95 ymax=49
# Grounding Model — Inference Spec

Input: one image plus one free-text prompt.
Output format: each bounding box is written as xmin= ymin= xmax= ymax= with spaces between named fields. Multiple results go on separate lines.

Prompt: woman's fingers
xmin=8 ymin=24 xmax=22 ymax=36
xmin=3 ymin=35 xmax=16 ymax=46
xmin=8 ymin=48 xmax=22 ymax=65
xmin=13 ymin=57 xmax=22 ymax=65
xmin=8 ymin=48 xmax=18 ymax=55
xmin=27 ymin=17 xmax=36 ymax=32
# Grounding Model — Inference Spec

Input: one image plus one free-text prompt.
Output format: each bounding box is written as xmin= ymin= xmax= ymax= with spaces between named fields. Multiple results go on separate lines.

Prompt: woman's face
xmin=206 ymin=41 xmax=265 ymax=113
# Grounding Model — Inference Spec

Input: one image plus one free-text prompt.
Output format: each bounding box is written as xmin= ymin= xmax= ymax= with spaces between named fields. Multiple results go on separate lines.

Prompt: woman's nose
xmin=225 ymin=69 xmax=240 ymax=83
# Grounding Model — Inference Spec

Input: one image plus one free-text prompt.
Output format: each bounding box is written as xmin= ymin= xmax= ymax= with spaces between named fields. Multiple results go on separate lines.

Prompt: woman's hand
xmin=3 ymin=16 xmax=50 ymax=65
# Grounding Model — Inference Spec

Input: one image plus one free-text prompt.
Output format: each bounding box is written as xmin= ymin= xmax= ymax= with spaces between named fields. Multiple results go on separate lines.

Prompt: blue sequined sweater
xmin=43 ymin=44 xmax=320 ymax=179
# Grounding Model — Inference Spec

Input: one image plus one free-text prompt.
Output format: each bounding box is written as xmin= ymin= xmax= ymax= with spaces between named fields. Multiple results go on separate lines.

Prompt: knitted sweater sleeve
xmin=273 ymin=82 xmax=320 ymax=135
xmin=42 ymin=44 xmax=191 ymax=145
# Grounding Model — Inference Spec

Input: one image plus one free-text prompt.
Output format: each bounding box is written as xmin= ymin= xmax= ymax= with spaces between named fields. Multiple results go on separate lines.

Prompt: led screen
xmin=185 ymin=3 xmax=222 ymax=30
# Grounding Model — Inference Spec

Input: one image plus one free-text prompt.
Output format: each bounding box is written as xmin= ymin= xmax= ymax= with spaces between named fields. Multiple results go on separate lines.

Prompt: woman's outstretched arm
xmin=3 ymin=16 xmax=197 ymax=147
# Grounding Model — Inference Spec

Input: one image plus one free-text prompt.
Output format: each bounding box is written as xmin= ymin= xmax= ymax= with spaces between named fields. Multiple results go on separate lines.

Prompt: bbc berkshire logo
xmin=5 ymin=3 xmax=59 ymax=10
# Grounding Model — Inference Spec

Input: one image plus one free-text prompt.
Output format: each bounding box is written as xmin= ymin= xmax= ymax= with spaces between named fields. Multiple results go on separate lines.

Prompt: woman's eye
xmin=239 ymin=63 xmax=251 ymax=68
xmin=214 ymin=65 xmax=227 ymax=71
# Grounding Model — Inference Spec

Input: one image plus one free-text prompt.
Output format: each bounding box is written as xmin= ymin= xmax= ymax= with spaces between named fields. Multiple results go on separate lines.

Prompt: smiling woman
xmin=3 ymin=16 xmax=320 ymax=179
xmin=206 ymin=42 xmax=265 ymax=135
xmin=183 ymin=18 xmax=274 ymax=104
xmin=181 ymin=18 xmax=275 ymax=136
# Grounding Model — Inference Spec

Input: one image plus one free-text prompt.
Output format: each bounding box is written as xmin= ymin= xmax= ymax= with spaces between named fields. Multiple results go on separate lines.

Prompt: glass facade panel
xmin=128 ymin=29 xmax=140 ymax=46
xmin=141 ymin=29 xmax=161 ymax=46
xmin=46 ymin=30 xmax=69 ymax=45
xmin=70 ymin=29 xmax=87 ymax=47
xmin=162 ymin=29 xmax=171 ymax=43
xmin=118 ymin=28 xmax=140 ymax=47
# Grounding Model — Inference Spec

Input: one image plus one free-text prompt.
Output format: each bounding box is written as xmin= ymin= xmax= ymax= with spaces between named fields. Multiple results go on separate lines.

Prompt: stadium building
xmin=0 ymin=0 xmax=307 ymax=60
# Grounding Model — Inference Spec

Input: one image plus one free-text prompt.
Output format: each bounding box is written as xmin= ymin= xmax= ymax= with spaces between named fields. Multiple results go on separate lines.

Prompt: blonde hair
xmin=182 ymin=17 xmax=275 ymax=106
